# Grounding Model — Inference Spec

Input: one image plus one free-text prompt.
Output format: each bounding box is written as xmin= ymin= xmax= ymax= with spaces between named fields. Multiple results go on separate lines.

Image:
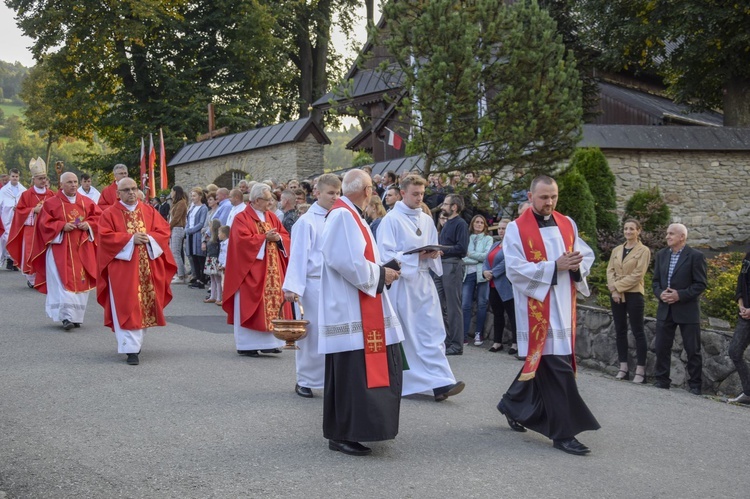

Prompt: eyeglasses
xmin=118 ymin=187 xmax=138 ymax=193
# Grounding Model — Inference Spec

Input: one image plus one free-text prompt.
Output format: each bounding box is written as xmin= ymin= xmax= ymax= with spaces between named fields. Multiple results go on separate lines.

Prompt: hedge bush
xmin=570 ymin=147 xmax=619 ymax=233
xmin=703 ymin=253 xmax=743 ymax=327
xmin=556 ymin=167 xmax=597 ymax=240
xmin=622 ymin=187 xmax=670 ymax=232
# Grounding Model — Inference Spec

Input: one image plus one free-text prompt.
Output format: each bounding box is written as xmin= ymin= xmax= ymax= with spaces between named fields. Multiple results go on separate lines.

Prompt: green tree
xmin=576 ymin=0 xmax=750 ymax=126
xmin=381 ymin=0 xmax=582 ymax=184
xmin=569 ymin=147 xmax=618 ymax=233
xmin=7 ymin=0 xmax=295 ymax=169
xmin=622 ymin=187 xmax=670 ymax=232
xmin=556 ymin=167 xmax=597 ymax=239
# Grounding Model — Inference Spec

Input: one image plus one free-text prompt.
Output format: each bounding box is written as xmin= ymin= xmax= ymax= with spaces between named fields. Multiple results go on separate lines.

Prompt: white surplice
xmin=232 ymin=208 xmax=285 ymax=351
xmin=109 ymin=201 xmax=165 ymax=354
xmin=377 ymin=201 xmax=456 ymax=395
xmin=281 ymin=201 xmax=328 ymax=389
xmin=503 ymin=215 xmax=594 ymax=357
xmin=77 ymin=185 xmax=101 ymax=203
xmin=318 ymin=196 xmax=403 ymax=354
xmin=225 ymin=203 xmax=246 ymax=228
xmin=0 ymin=182 xmax=26 ymax=260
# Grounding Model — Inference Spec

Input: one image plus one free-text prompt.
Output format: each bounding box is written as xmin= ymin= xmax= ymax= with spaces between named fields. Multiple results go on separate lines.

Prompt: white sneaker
xmin=474 ymin=333 xmax=483 ymax=346
xmin=728 ymin=393 xmax=750 ymax=404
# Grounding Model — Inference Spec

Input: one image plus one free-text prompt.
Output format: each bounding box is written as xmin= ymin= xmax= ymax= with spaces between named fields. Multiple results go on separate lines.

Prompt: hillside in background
xmin=323 ymin=125 xmax=360 ymax=172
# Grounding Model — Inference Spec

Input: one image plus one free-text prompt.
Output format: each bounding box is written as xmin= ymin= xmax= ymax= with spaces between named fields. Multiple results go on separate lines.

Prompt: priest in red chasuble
xmin=30 ymin=172 xmax=100 ymax=330
xmin=7 ymin=157 xmax=55 ymax=288
xmin=96 ymin=177 xmax=176 ymax=366
xmin=97 ymin=163 xmax=129 ymax=211
xmin=222 ymin=182 xmax=291 ymax=357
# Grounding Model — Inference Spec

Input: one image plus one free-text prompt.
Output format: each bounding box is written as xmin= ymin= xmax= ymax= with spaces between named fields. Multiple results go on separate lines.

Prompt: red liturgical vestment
xmin=30 ymin=191 xmax=100 ymax=294
xmin=7 ymin=187 xmax=55 ymax=273
xmin=222 ymin=208 xmax=292 ymax=331
xmin=96 ymin=202 xmax=176 ymax=331
xmin=97 ymin=182 xmax=118 ymax=211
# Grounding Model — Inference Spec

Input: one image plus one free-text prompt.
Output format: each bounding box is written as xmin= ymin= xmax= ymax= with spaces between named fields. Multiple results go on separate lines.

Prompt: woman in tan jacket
xmin=169 ymin=186 xmax=188 ymax=283
xmin=607 ymin=219 xmax=651 ymax=384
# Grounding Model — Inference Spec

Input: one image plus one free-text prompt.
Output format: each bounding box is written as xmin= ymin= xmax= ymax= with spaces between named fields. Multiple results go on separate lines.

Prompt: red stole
xmin=330 ymin=198 xmax=389 ymax=388
xmin=516 ymin=208 xmax=577 ymax=381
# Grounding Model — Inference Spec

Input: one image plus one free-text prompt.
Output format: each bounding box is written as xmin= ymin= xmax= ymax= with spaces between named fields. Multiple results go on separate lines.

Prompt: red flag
xmin=159 ymin=128 xmax=168 ymax=191
xmin=148 ymin=134 xmax=156 ymax=199
xmin=139 ymin=137 xmax=146 ymax=191
xmin=386 ymin=127 xmax=403 ymax=150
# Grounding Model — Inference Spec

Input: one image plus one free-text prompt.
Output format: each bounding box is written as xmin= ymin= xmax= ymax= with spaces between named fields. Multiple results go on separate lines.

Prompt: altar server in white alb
xmin=377 ymin=174 xmax=465 ymax=402
xmin=0 ymin=168 xmax=26 ymax=269
xmin=318 ymin=169 xmax=404 ymax=457
xmin=497 ymin=175 xmax=600 ymax=456
xmin=282 ymin=173 xmax=341 ymax=398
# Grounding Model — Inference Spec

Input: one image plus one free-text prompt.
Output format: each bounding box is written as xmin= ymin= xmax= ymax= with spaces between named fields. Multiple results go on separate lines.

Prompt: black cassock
xmin=323 ymin=343 xmax=402 ymax=442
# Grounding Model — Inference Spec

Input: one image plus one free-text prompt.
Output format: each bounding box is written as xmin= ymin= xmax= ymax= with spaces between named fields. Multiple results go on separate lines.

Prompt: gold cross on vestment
xmin=366 ymin=330 xmax=384 ymax=353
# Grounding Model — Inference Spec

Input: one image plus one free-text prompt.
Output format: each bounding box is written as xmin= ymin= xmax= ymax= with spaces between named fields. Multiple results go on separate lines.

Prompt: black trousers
xmin=323 ymin=344 xmax=402 ymax=442
xmin=190 ymin=255 xmax=206 ymax=284
xmin=611 ymin=292 xmax=647 ymax=365
xmin=488 ymin=287 xmax=516 ymax=344
xmin=729 ymin=317 xmax=750 ymax=394
xmin=654 ymin=309 xmax=702 ymax=388
xmin=500 ymin=355 xmax=600 ymax=440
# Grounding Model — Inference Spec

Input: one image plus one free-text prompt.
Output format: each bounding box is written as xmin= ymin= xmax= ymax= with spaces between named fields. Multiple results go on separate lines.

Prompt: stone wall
xmin=477 ymin=303 xmax=746 ymax=395
xmin=604 ymin=149 xmax=750 ymax=247
xmin=174 ymin=139 xmax=324 ymax=188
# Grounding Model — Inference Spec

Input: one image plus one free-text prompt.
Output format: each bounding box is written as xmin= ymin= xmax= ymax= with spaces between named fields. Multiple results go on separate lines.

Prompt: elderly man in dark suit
xmin=652 ymin=223 xmax=707 ymax=394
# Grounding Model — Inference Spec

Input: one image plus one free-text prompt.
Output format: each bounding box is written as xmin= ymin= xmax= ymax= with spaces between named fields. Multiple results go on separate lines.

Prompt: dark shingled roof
xmin=312 ymin=67 xmax=404 ymax=109
xmin=580 ymin=125 xmax=750 ymax=150
xmin=168 ymin=118 xmax=330 ymax=167
xmin=598 ymin=82 xmax=723 ymax=126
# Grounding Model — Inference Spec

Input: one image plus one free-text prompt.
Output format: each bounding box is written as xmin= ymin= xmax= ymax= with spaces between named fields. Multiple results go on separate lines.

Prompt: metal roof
xmin=168 ymin=118 xmax=330 ymax=167
xmin=580 ymin=125 xmax=750 ymax=150
xmin=597 ymin=82 xmax=723 ymax=126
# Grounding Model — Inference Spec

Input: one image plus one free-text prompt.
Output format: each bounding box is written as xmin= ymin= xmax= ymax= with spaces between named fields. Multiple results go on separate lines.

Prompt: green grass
xmin=0 ymin=103 xmax=25 ymax=118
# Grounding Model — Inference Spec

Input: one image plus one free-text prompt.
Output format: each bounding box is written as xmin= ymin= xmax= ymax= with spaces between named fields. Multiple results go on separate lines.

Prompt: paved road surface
xmin=1 ymin=271 xmax=747 ymax=498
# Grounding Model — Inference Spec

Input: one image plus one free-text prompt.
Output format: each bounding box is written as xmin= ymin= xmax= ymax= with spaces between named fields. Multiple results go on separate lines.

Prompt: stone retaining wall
xmin=604 ymin=149 xmax=750 ymax=247
xmin=478 ymin=303 xmax=746 ymax=395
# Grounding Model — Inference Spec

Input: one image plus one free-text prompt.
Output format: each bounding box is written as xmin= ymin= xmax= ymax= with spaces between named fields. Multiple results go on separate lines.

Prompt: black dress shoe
xmin=188 ymin=283 xmax=205 ymax=289
xmin=260 ymin=348 xmax=282 ymax=354
xmin=237 ymin=350 xmax=260 ymax=357
xmin=295 ymin=384 xmax=313 ymax=398
xmin=689 ymin=387 xmax=702 ymax=396
xmin=497 ymin=400 xmax=526 ymax=432
xmin=445 ymin=349 xmax=463 ymax=356
xmin=488 ymin=345 xmax=504 ymax=352
xmin=27 ymin=281 xmax=34 ymax=288
xmin=553 ymin=438 xmax=590 ymax=455
xmin=126 ymin=353 xmax=140 ymax=365
xmin=508 ymin=347 xmax=518 ymax=355
xmin=434 ymin=381 xmax=466 ymax=402
xmin=328 ymin=439 xmax=372 ymax=456
xmin=653 ymin=381 xmax=670 ymax=390
xmin=62 ymin=319 xmax=75 ymax=331
xmin=73 ymin=323 xmax=81 ymax=328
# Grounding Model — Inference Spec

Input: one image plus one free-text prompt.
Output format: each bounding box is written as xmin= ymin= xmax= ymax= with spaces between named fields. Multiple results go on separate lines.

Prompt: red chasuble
xmin=515 ymin=208 xmax=577 ymax=381
xmin=222 ymin=208 xmax=292 ymax=331
xmin=97 ymin=182 xmax=118 ymax=211
xmin=7 ymin=188 xmax=55 ymax=273
xmin=96 ymin=201 xmax=177 ymax=331
xmin=29 ymin=191 xmax=101 ymax=294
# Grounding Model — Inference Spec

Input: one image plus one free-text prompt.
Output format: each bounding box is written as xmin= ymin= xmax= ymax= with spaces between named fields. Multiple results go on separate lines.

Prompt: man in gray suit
xmin=652 ymin=223 xmax=708 ymax=394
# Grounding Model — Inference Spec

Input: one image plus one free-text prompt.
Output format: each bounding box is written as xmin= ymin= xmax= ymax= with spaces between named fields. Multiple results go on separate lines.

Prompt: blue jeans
xmin=462 ymin=272 xmax=489 ymax=337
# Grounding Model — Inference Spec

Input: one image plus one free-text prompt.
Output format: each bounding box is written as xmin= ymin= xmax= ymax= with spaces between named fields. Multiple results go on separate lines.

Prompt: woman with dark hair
xmin=607 ymin=219 xmax=651 ymax=383
xmin=483 ymin=219 xmax=517 ymax=354
xmin=169 ymin=185 xmax=188 ymax=283
xmin=186 ymin=187 xmax=208 ymax=289
xmin=462 ymin=214 xmax=494 ymax=346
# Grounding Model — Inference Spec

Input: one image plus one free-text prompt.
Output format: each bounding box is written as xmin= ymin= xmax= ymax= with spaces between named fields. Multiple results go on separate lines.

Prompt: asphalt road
xmin=1 ymin=271 xmax=748 ymax=498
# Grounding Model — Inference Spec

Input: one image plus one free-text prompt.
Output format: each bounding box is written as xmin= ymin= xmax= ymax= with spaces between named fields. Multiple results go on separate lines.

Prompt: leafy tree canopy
xmin=576 ymin=0 xmax=750 ymax=126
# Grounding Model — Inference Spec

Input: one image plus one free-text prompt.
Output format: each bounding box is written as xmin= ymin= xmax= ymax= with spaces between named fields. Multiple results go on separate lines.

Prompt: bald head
xmin=117 ymin=177 xmax=139 ymax=205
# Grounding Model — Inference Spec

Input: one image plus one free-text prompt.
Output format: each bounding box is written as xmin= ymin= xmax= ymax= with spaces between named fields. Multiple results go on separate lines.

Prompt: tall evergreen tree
xmin=381 ymin=0 xmax=582 ymax=183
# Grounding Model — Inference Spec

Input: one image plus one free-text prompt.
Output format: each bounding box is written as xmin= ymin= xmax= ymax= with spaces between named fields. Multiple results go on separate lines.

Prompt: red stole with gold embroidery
xmin=330 ymin=198 xmax=389 ymax=388
xmin=516 ymin=208 xmax=577 ymax=381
